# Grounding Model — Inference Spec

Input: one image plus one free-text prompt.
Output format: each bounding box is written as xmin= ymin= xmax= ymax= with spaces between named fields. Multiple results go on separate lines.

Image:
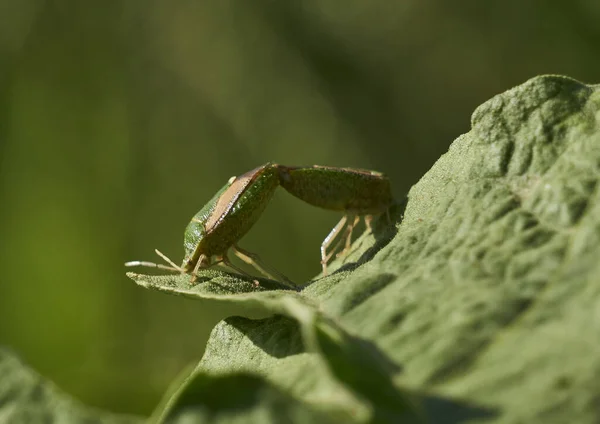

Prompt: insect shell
xmin=181 ymin=163 xmax=281 ymax=278
xmin=277 ymin=165 xmax=393 ymax=215
xmin=127 ymin=162 xmax=393 ymax=282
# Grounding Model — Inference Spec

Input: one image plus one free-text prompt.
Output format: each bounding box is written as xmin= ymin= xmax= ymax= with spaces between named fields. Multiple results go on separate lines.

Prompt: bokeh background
xmin=0 ymin=0 xmax=599 ymax=416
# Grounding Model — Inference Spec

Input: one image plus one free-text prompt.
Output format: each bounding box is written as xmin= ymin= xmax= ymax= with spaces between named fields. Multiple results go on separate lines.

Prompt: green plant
xmin=2 ymin=75 xmax=599 ymax=423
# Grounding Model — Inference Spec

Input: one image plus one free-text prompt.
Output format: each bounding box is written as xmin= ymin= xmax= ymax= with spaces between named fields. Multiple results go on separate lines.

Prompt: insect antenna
xmin=124 ymin=260 xmax=180 ymax=272
xmin=124 ymin=249 xmax=183 ymax=273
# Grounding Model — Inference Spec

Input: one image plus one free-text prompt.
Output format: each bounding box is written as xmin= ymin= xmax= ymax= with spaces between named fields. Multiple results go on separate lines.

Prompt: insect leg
xmin=189 ymin=254 xmax=212 ymax=284
xmin=320 ymin=215 xmax=348 ymax=275
xmin=232 ymin=245 xmax=296 ymax=288
xmin=364 ymin=214 xmax=373 ymax=233
xmin=328 ymin=214 xmax=359 ymax=262
xmin=218 ymin=254 xmax=261 ymax=286
xmin=339 ymin=214 xmax=359 ymax=256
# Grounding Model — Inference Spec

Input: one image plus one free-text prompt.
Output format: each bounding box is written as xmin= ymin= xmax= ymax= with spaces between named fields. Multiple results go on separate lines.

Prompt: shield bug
xmin=126 ymin=163 xmax=295 ymax=287
xmin=277 ymin=165 xmax=393 ymax=274
xmin=127 ymin=162 xmax=393 ymax=284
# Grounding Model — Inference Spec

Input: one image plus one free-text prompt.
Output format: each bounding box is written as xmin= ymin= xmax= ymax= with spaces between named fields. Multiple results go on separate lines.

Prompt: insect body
xmin=182 ymin=163 xmax=279 ymax=276
xmin=277 ymin=165 xmax=393 ymax=274
xmin=126 ymin=163 xmax=393 ymax=284
xmin=126 ymin=163 xmax=293 ymax=286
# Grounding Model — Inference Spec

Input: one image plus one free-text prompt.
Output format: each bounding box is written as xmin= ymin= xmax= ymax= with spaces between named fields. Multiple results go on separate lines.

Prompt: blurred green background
xmin=0 ymin=0 xmax=598 ymax=416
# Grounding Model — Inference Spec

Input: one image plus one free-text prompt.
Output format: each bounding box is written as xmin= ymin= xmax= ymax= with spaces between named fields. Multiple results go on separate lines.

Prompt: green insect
xmin=125 ymin=163 xmax=291 ymax=286
xmin=278 ymin=165 xmax=393 ymax=274
xmin=125 ymin=163 xmax=392 ymax=285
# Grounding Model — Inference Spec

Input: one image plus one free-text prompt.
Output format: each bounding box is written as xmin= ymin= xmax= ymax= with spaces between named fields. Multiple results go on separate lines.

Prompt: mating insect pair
xmin=125 ymin=163 xmax=393 ymax=287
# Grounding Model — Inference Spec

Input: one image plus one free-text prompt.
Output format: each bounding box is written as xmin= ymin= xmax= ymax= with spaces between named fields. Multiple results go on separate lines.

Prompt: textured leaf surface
xmin=131 ymin=75 xmax=600 ymax=423
xmin=126 ymin=269 xmax=313 ymax=321
xmin=151 ymin=293 xmax=421 ymax=422
xmin=159 ymin=372 xmax=334 ymax=424
xmin=0 ymin=348 xmax=142 ymax=424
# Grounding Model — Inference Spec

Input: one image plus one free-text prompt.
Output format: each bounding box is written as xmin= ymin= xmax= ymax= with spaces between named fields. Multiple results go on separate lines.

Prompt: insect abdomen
xmin=278 ymin=165 xmax=393 ymax=215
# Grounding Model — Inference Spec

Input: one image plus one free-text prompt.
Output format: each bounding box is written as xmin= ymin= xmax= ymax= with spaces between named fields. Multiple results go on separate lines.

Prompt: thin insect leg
xmin=155 ymin=249 xmax=183 ymax=271
xmin=232 ymin=245 xmax=295 ymax=288
xmin=324 ymin=235 xmax=346 ymax=264
xmin=211 ymin=258 xmax=224 ymax=267
xmin=329 ymin=216 xmax=359 ymax=261
xmin=330 ymin=215 xmax=360 ymax=258
xmin=320 ymin=215 xmax=348 ymax=275
xmin=124 ymin=260 xmax=180 ymax=273
xmin=232 ymin=246 xmax=276 ymax=279
xmin=189 ymin=254 xmax=210 ymax=283
xmin=219 ymin=254 xmax=261 ymax=286
xmin=325 ymin=217 xmax=359 ymax=263
xmin=214 ymin=259 xmax=259 ymax=287
xmin=339 ymin=214 xmax=359 ymax=255
xmin=198 ymin=257 xmax=248 ymax=283
xmin=364 ymin=214 xmax=374 ymax=233
xmin=211 ymin=257 xmax=236 ymax=275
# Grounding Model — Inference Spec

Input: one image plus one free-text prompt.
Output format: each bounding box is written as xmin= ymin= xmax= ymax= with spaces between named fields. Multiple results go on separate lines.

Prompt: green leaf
xmin=0 ymin=347 xmax=142 ymax=424
xmin=152 ymin=295 xmax=421 ymax=423
xmin=126 ymin=269 xmax=316 ymax=321
xmin=158 ymin=372 xmax=335 ymax=424
xmin=132 ymin=75 xmax=600 ymax=423
xmin=309 ymin=316 xmax=418 ymax=422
